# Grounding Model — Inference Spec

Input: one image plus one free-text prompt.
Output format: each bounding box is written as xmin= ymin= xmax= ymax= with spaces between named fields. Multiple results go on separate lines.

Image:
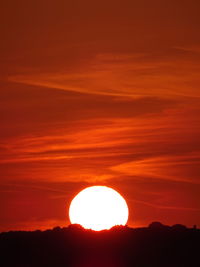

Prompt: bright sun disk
xmin=69 ymin=186 xmax=129 ymax=231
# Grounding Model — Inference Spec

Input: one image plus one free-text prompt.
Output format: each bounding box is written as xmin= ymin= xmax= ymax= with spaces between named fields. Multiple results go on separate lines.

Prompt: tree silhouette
xmin=0 ymin=223 xmax=199 ymax=267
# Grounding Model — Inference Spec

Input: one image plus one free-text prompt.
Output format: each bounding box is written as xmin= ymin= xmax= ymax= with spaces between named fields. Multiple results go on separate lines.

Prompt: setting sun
xmin=69 ymin=186 xmax=129 ymax=231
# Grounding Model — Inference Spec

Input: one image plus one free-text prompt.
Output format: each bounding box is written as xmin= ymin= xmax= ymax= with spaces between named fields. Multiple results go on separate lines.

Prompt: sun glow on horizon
xmin=69 ymin=186 xmax=129 ymax=231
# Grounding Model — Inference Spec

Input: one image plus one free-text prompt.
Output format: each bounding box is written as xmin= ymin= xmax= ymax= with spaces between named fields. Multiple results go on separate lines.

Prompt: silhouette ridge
xmin=0 ymin=222 xmax=199 ymax=267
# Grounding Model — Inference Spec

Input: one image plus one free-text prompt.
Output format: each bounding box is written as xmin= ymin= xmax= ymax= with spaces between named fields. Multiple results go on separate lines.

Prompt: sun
xmin=69 ymin=186 xmax=129 ymax=231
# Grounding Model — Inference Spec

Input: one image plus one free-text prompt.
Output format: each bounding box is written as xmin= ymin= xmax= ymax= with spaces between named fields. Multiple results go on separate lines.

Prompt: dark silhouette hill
xmin=0 ymin=223 xmax=199 ymax=267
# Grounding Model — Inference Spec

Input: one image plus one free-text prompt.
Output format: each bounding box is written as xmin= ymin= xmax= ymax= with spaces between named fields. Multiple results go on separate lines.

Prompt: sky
xmin=0 ymin=0 xmax=200 ymax=232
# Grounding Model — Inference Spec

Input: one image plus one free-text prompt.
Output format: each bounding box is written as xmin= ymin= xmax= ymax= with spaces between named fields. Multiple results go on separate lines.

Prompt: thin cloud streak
xmin=111 ymin=153 xmax=200 ymax=184
xmin=1 ymin=109 xmax=199 ymax=165
xmin=9 ymin=50 xmax=200 ymax=98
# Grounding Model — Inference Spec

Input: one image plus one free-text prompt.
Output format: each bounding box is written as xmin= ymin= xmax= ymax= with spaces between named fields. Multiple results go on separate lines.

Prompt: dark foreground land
xmin=0 ymin=222 xmax=199 ymax=267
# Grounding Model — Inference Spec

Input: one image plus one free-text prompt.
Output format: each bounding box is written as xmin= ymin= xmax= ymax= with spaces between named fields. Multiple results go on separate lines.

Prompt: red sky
xmin=1 ymin=0 xmax=200 ymax=232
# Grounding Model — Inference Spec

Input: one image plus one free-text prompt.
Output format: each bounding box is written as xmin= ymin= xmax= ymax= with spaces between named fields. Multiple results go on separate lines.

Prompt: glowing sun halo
xmin=69 ymin=186 xmax=129 ymax=231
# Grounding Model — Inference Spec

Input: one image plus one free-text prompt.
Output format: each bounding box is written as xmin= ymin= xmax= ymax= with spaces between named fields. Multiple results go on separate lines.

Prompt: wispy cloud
xmin=9 ymin=50 xmax=200 ymax=98
xmin=111 ymin=152 xmax=200 ymax=184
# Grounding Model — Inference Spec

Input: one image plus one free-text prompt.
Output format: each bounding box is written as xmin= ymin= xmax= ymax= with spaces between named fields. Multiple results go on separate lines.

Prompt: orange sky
xmin=0 ymin=0 xmax=200 ymax=232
